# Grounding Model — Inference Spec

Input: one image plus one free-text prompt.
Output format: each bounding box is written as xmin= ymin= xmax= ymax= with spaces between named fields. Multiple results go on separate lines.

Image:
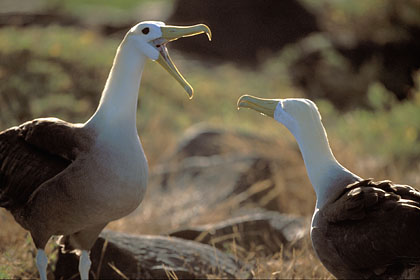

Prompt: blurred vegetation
xmin=302 ymin=0 xmax=420 ymax=41
xmin=0 ymin=0 xmax=420 ymax=278
xmin=322 ymin=78 xmax=420 ymax=166
xmin=1 ymin=22 xmax=419 ymax=167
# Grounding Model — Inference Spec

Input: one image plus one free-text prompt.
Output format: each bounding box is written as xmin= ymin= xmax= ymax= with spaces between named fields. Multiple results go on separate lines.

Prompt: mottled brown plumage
xmin=312 ymin=179 xmax=420 ymax=279
xmin=0 ymin=118 xmax=82 ymax=212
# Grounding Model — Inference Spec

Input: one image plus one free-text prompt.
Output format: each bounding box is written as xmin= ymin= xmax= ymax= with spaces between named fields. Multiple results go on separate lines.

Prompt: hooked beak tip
xmin=204 ymin=25 xmax=212 ymax=41
xmin=186 ymin=86 xmax=194 ymax=99
xmin=237 ymin=94 xmax=251 ymax=108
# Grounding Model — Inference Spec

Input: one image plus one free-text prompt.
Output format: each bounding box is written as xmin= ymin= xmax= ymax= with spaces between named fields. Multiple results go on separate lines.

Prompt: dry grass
xmin=0 ymin=210 xmax=39 ymax=279
xmin=251 ymin=236 xmax=333 ymax=279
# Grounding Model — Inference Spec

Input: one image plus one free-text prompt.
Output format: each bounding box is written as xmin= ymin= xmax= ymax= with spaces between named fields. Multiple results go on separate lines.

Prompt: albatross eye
xmin=142 ymin=27 xmax=150 ymax=35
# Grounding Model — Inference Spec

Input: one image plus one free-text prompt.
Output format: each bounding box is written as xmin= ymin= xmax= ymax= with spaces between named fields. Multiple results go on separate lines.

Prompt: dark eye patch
xmin=142 ymin=27 xmax=150 ymax=35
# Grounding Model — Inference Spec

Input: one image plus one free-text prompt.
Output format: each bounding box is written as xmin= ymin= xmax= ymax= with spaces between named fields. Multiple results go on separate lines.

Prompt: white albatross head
xmin=237 ymin=95 xmax=361 ymax=207
xmin=236 ymin=95 xmax=322 ymax=136
xmin=125 ymin=21 xmax=212 ymax=98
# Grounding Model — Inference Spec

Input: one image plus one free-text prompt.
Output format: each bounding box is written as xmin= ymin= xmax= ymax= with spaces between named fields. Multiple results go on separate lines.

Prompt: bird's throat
xmin=292 ymin=120 xmax=360 ymax=208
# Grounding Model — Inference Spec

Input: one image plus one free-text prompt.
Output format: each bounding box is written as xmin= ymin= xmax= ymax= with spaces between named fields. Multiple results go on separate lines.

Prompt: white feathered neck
xmin=274 ymin=99 xmax=361 ymax=208
xmin=85 ymin=35 xmax=144 ymax=137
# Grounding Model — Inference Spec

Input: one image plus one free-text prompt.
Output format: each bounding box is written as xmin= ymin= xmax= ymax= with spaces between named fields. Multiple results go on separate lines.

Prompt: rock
xmin=167 ymin=0 xmax=319 ymax=66
xmin=170 ymin=124 xmax=288 ymax=160
xmin=155 ymin=125 xmax=307 ymax=213
xmin=148 ymin=152 xmax=289 ymax=224
xmin=144 ymin=155 xmax=280 ymax=228
xmin=169 ymin=211 xmax=307 ymax=258
xmin=54 ymin=230 xmax=251 ymax=279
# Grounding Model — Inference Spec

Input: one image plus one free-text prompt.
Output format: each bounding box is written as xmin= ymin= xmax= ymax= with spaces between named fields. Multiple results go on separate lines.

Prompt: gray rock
xmin=169 ymin=211 xmax=307 ymax=257
xmin=54 ymin=230 xmax=252 ymax=279
xmin=168 ymin=124 xmax=287 ymax=160
xmin=121 ymin=125 xmax=309 ymax=233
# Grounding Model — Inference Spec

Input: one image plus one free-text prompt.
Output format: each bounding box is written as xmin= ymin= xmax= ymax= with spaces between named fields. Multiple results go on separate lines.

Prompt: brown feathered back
xmin=312 ymin=179 xmax=420 ymax=279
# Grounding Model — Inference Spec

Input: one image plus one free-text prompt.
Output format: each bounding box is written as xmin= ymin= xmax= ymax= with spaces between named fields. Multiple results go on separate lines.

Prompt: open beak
xmin=237 ymin=95 xmax=280 ymax=118
xmin=155 ymin=24 xmax=211 ymax=99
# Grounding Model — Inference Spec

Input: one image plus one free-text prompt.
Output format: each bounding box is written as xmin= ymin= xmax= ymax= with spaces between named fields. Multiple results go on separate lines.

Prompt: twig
xmin=108 ymin=262 xmax=129 ymax=280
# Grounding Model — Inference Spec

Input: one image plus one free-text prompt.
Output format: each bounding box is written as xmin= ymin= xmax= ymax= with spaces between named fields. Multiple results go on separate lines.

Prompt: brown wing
xmin=0 ymin=118 xmax=89 ymax=212
xmin=18 ymin=118 xmax=90 ymax=161
xmin=321 ymin=179 xmax=420 ymax=277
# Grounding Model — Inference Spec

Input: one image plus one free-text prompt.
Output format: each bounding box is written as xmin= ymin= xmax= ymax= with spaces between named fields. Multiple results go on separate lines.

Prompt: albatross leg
xmin=35 ymin=249 xmax=48 ymax=280
xmin=64 ymin=223 xmax=107 ymax=279
xmin=79 ymin=250 xmax=91 ymax=280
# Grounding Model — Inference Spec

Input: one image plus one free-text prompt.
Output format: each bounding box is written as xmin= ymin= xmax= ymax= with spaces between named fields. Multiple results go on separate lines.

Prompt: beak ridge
xmin=161 ymin=24 xmax=212 ymax=42
xmin=237 ymin=95 xmax=280 ymax=118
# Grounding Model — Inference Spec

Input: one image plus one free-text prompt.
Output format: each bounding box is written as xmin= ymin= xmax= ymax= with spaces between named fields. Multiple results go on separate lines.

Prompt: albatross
xmin=237 ymin=95 xmax=420 ymax=279
xmin=0 ymin=21 xmax=211 ymax=280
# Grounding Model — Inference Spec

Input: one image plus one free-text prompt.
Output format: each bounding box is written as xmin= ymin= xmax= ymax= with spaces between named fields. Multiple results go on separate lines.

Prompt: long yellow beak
xmin=156 ymin=24 xmax=211 ymax=99
xmin=237 ymin=95 xmax=280 ymax=118
xmin=161 ymin=24 xmax=212 ymax=42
